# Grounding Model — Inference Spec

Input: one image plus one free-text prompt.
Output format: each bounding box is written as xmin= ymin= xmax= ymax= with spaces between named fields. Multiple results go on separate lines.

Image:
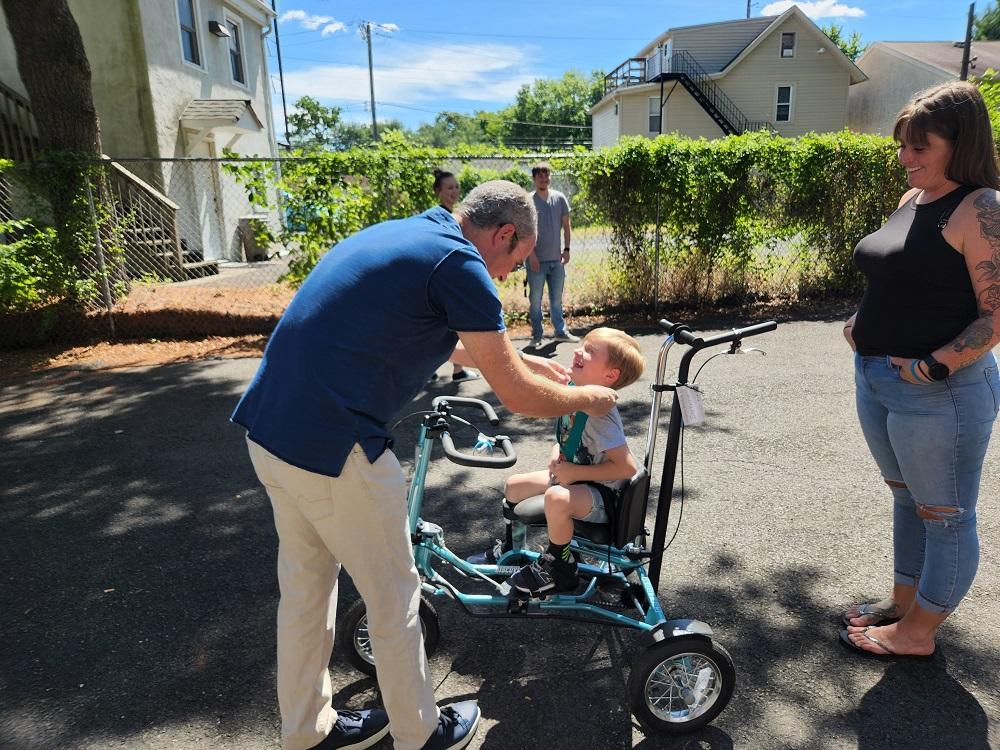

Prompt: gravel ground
xmin=1 ymin=313 xmax=998 ymax=750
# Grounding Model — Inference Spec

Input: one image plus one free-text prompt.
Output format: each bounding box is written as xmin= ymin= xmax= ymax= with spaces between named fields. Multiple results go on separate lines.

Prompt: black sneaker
xmin=307 ymin=708 xmax=390 ymax=750
xmin=466 ymin=539 xmax=505 ymax=565
xmin=451 ymin=368 xmax=480 ymax=382
xmin=507 ymin=553 xmax=578 ymax=595
xmin=420 ymin=701 xmax=481 ymax=750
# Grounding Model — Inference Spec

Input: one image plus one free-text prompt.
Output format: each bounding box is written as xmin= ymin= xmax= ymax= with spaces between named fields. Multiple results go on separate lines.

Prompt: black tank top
xmin=852 ymin=185 xmax=978 ymax=358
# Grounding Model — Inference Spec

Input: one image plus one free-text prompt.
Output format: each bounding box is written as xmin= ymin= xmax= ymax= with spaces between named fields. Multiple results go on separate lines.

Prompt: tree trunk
xmin=1 ymin=0 xmax=101 ymax=154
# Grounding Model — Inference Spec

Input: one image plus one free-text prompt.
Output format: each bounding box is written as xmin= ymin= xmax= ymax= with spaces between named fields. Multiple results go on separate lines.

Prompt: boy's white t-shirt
xmin=557 ymin=405 xmax=628 ymax=492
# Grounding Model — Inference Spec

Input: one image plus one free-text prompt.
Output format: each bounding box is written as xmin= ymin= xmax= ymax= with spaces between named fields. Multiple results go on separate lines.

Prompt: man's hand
xmin=561 ymin=249 xmax=570 ymax=266
xmin=523 ymin=354 xmax=571 ymax=384
xmin=576 ymin=384 xmax=618 ymax=417
xmin=528 ymin=255 xmax=541 ymax=273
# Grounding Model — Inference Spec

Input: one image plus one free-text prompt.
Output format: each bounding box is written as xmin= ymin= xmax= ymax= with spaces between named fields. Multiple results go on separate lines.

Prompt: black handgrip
xmin=440 ymin=431 xmax=517 ymax=468
xmin=700 ymin=320 xmax=778 ymax=348
xmin=430 ymin=396 xmax=500 ymax=425
xmin=659 ymin=319 xmax=701 ymax=346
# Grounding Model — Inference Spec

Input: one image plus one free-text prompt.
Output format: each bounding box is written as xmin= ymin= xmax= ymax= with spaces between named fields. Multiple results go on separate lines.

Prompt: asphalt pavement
xmin=2 ymin=311 xmax=998 ymax=750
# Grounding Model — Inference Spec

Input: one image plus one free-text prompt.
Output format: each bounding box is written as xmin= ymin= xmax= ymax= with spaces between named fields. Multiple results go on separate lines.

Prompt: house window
xmin=613 ymin=102 xmax=619 ymax=116
xmin=775 ymin=85 xmax=794 ymax=122
xmin=648 ymin=97 xmax=661 ymax=133
xmin=177 ymin=0 xmax=201 ymax=66
xmin=780 ymin=32 xmax=796 ymax=58
xmin=226 ymin=16 xmax=246 ymax=84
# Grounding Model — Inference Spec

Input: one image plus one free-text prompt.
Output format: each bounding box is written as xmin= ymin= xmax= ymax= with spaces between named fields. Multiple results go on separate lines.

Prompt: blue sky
xmin=266 ymin=0 xmax=978 ymax=133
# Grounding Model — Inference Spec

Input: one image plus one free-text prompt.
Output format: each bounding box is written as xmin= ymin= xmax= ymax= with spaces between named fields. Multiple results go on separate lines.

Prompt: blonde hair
xmin=587 ymin=327 xmax=644 ymax=390
xmin=893 ymin=80 xmax=1000 ymax=189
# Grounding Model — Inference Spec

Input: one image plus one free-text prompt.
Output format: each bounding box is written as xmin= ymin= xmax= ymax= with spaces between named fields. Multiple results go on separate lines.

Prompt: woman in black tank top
xmin=841 ymin=82 xmax=1000 ymax=659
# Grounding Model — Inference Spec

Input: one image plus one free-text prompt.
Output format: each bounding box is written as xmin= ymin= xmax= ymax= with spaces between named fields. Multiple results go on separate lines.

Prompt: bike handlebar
xmin=440 ymin=431 xmax=517 ymax=468
xmin=659 ymin=319 xmax=777 ymax=349
xmin=431 ymin=396 xmax=501 ymax=425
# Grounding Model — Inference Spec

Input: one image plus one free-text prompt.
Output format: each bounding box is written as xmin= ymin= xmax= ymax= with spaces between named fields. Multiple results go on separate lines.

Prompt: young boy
xmin=496 ymin=327 xmax=645 ymax=595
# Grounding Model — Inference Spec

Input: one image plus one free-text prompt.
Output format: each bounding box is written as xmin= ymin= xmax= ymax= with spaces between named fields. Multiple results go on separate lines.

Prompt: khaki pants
xmin=247 ymin=438 xmax=440 ymax=750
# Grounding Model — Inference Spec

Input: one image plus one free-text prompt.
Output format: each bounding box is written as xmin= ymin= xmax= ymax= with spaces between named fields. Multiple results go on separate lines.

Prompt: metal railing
xmin=605 ymin=48 xmax=772 ymax=135
xmin=0 ymin=80 xmax=38 ymax=162
xmin=604 ymin=58 xmax=646 ymax=96
xmin=664 ymin=49 xmax=770 ymax=135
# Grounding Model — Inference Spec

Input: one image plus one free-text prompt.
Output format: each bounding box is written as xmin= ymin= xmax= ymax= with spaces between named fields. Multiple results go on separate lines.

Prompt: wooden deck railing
xmin=0 ymin=80 xmax=38 ymax=162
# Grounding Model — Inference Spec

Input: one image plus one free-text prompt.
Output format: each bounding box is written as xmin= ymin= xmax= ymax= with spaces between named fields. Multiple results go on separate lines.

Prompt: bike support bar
xmin=647 ymin=320 xmax=777 ymax=593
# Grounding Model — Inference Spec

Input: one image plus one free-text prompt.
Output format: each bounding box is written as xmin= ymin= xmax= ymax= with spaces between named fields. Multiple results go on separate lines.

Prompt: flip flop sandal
xmin=841 ymin=602 xmax=900 ymax=627
xmin=838 ymin=627 xmax=935 ymax=661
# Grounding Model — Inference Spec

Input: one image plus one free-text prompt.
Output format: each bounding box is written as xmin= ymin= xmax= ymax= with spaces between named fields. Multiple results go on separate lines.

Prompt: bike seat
xmin=502 ymin=495 xmax=613 ymax=545
xmin=501 ymin=469 xmax=650 ymax=549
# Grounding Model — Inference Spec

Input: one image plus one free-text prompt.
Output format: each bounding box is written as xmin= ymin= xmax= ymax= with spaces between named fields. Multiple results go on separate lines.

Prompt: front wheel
xmin=338 ymin=596 xmax=441 ymax=677
xmin=628 ymin=636 xmax=735 ymax=734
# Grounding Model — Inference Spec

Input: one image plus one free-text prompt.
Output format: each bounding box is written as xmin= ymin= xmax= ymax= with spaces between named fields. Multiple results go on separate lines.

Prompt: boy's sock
xmin=546 ymin=540 xmax=578 ymax=584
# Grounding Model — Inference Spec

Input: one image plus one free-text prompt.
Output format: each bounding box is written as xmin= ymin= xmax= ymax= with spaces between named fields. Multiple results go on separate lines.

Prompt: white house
xmin=848 ymin=41 xmax=1000 ymax=136
xmin=590 ymin=6 xmax=867 ymax=148
xmin=0 ymin=0 xmax=279 ymax=274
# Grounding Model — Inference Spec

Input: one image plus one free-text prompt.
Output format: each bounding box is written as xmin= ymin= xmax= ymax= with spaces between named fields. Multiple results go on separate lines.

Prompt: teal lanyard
xmin=556 ymin=411 xmax=589 ymax=463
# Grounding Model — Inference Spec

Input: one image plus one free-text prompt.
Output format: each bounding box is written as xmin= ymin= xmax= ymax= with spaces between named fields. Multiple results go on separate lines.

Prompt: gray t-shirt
xmin=531 ymin=189 xmax=570 ymax=262
xmin=557 ymin=406 xmax=628 ymax=491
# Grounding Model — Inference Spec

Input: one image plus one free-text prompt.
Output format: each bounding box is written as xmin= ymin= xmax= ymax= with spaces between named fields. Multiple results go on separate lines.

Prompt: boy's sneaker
xmin=451 ymin=368 xmax=480 ymax=382
xmin=553 ymin=331 xmax=580 ymax=343
xmin=466 ymin=539 xmax=505 ymax=565
xmin=526 ymin=337 xmax=543 ymax=350
xmin=507 ymin=553 xmax=578 ymax=596
xmin=307 ymin=708 xmax=389 ymax=750
xmin=420 ymin=701 xmax=481 ymax=750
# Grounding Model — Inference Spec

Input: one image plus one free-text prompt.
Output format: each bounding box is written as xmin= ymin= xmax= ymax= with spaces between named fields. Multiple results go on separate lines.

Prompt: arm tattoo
xmin=974 ymin=192 xmax=1000 ymax=281
xmin=952 ymin=318 xmax=994 ymax=369
xmin=978 ymin=284 xmax=1000 ymax=315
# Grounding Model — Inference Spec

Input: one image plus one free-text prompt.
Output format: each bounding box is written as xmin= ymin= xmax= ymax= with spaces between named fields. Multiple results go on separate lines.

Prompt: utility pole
xmin=961 ymin=2 xmax=975 ymax=80
xmin=362 ymin=21 xmax=378 ymax=139
xmin=270 ymin=0 xmax=289 ymax=145
xmin=747 ymin=0 xmax=751 ymax=18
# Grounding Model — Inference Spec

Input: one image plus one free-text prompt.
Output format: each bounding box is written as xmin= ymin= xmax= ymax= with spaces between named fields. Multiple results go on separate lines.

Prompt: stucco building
xmin=0 ymin=0 xmax=279 ymax=272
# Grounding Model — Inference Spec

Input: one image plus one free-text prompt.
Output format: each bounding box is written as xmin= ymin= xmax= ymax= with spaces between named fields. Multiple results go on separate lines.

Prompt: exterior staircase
xmin=605 ymin=50 xmax=771 ymax=136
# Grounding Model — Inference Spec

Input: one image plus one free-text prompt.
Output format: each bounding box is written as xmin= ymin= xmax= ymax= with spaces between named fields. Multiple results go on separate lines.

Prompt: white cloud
xmin=279 ymin=9 xmax=347 ymax=33
xmin=280 ymin=43 xmax=536 ymax=109
xmin=760 ymin=0 xmax=865 ymax=18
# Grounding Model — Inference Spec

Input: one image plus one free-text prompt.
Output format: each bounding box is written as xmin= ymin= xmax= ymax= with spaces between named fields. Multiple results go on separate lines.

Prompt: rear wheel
xmin=628 ymin=636 xmax=735 ymax=734
xmin=338 ymin=596 xmax=441 ymax=677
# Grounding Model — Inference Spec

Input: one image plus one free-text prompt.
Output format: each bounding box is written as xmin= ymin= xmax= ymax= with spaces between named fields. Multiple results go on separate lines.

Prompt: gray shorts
xmin=577 ymin=482 xmax=614 ymax=524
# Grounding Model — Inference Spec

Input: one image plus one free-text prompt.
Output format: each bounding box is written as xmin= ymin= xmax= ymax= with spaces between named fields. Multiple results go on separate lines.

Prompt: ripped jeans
xmin=855 ymin=353 xmax=1000 ymax=613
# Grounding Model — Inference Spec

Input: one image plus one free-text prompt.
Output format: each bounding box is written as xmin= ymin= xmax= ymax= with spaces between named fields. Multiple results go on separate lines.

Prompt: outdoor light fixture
xmin=208 ymin=20 xmax=231 ymax=38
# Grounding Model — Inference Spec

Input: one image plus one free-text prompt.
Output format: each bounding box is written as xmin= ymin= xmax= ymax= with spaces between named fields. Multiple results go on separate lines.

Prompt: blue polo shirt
xmin=232 ymin=207 xmax=505 ymax=476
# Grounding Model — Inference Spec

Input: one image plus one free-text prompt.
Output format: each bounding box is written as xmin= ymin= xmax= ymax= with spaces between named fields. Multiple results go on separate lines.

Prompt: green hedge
xmin=228 ymin=130 xmax=907 ymax=300
xmin=570 ymin=130 xmax=904 ymax=302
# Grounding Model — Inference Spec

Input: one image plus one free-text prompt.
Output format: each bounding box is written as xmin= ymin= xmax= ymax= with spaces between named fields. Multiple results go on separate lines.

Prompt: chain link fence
xmin=2 ymin=155 xmax=623 ymax=347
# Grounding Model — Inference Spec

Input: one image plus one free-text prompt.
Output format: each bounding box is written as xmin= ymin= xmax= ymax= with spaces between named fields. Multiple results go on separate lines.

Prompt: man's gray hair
xmin=456 ymin=180 xmax=537 ymax=242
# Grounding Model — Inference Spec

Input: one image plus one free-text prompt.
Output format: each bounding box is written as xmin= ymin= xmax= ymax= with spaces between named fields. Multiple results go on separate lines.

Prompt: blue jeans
xmin=854 ymin=353 xmax=1000 ymax=613
xmin=527 ymin=260 xmax=567 ymax=340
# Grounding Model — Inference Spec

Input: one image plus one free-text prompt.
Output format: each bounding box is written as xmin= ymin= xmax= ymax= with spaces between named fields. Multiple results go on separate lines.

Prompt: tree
xmin=1 ymin=0 xmax=111 ymax=305
xmin=1 ymin=0 xmax=101 ymax=154
xmin=975 ymin=3 xmax=1000 ymax=40
xmin=288 ymin=96 xmax=405 ymax=150
xmin=500 ymin=70 xmax=605 ymax=149
xmin=820 ymin=23 xmax=866 ymax=61
xmin=413 ymin=111 xmax=494 ymax=148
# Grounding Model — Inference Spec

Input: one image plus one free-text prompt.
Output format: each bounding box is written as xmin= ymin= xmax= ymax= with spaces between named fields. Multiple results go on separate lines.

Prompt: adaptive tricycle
xmin=338 ymin=318 xmax=777 ymax=734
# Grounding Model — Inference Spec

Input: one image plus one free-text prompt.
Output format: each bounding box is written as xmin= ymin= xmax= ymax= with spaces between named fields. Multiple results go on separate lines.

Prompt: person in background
xmin=526 ymin=162 xmax=577 ymax=350
xmin=431 ymin=168 xmax=479 ymax=383
xmin=841 ymin=81 xmax=1000 ymax=659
